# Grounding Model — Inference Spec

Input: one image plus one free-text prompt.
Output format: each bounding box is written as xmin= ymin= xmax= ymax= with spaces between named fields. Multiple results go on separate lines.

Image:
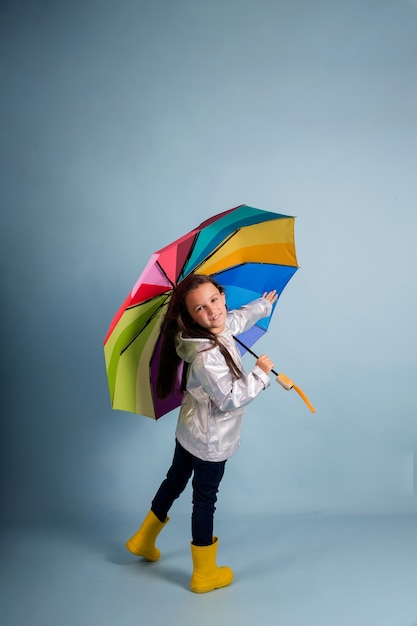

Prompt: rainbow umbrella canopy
xmin=104 ymin=205 xmax=298 ymax=419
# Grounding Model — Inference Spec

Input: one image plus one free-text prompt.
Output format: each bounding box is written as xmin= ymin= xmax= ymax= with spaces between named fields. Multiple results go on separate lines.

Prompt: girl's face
xmin=185 ymin=282 xmax=227 ymax=335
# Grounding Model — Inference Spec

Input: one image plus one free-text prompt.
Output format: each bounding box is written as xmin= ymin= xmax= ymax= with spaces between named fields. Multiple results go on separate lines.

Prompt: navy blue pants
xmin=151 ymin=439 xmax=226 ymax=546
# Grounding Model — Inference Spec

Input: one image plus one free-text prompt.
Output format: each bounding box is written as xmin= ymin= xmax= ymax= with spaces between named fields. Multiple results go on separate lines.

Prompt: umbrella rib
xmin=177 ymin=235 xmax=200 ymax=281
xmin=120 ymin=297 xmax=169 ymax=355
xmin=188 ymin=230 xmax=238 ymax=276
xmin=156 ymin=261 xmax=177 ymax=288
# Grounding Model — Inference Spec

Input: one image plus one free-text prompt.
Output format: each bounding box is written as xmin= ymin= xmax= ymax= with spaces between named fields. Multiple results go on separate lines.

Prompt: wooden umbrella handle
xmin=276 ymin=374 xmax=316 ymax=413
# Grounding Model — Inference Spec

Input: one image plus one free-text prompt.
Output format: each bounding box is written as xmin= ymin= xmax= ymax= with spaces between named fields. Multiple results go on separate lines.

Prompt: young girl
xmin=125 ymin=274 xmax=278 ymax=593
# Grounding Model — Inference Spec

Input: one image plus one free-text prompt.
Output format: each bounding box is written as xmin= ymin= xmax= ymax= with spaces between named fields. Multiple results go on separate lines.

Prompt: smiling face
xmin=185 ymin=282 xmax=227 ymax=335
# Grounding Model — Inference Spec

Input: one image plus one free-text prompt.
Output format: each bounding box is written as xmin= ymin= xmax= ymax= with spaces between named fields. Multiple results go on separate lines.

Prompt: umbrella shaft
xmin=233 ymin=336 xmax=278 ymax=377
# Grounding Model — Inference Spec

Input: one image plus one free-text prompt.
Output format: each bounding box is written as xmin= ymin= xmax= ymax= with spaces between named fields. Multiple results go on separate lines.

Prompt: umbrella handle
xmin=232 ymin=336 xmax=315 ymax=413
xmin=293 ymin=384 xmax=316 ymax=413
xmin=276 ymin=373 xmax=316 ymax=413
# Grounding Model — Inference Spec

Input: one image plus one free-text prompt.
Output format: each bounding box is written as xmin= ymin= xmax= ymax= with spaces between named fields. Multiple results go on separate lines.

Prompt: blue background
xmin=1 ymin=1 xmax=417 ymax=623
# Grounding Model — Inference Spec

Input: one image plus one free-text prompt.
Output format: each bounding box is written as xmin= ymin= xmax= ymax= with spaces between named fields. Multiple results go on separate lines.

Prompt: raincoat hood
xmin=175 ymin=304 xmax=252 ymax=364
xmin=175 ymin=334 xmax=213 ymax=364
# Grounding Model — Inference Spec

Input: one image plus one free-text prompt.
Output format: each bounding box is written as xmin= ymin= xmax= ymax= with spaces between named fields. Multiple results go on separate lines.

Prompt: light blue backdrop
xmin=1 ymin=0 xmax=416 ymax=527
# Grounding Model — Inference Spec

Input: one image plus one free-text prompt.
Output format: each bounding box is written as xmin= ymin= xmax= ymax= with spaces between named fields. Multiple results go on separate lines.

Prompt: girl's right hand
xmin=262 ymin=290 xmax=278 ymax=304
xmin=256 ymin=354 xmax=274 ymax=374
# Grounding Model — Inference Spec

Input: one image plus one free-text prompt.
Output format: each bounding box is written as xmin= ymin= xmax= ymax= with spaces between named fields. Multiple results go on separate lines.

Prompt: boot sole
xmin=125 ymin=540 xmax=160 ymax=561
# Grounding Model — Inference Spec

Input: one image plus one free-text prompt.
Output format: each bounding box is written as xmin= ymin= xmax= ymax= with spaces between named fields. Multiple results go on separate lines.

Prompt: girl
xmin=125 ymin=274 xmax=278 ymax=593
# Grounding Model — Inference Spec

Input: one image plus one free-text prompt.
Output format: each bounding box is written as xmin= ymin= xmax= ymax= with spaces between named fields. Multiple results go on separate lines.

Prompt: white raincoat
xmin=175 ymin=297 xmax=272 ymax=462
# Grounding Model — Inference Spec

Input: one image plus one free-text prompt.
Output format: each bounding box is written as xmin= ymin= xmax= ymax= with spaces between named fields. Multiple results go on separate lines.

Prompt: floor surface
xmin=1 ymin=514 xmax=417 ymax=626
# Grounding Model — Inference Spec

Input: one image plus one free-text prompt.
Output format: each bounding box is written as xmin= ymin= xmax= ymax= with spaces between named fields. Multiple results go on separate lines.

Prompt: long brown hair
xmin=156 ymin=274 xmax=243 ymax=399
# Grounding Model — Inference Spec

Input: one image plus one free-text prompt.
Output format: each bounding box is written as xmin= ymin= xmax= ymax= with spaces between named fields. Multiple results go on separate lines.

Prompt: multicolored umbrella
xmin=104 ymin=204 xmax=304 ymax=419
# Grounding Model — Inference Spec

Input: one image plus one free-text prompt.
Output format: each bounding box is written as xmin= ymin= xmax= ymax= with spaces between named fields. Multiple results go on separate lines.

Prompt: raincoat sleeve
xmin=191 ymin=348 xmax=270 ymax=413
xmin=227 ymin=297 xmax=273 ymax=336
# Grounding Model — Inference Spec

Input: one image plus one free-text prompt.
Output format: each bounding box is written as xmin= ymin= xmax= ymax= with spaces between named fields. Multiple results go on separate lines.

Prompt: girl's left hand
xmin=262 ymin=289 xmax=278 ymax=304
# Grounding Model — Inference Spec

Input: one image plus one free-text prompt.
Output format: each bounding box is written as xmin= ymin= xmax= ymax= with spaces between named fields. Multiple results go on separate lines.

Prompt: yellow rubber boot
xmin=190 ymin=537 xmax=233 ymax=593
xmin=125 ymin=510 xmax=169 ymax=561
